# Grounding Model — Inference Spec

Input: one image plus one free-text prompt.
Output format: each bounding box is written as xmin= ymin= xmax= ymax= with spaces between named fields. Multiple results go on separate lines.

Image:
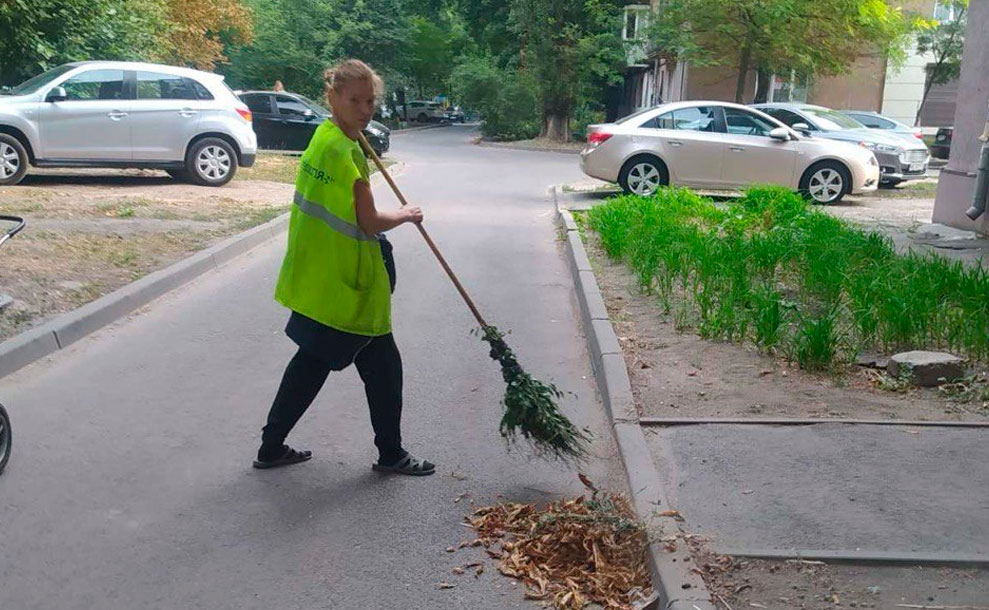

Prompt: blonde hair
xmin=323 ymin=59 xmax=384 ymax=105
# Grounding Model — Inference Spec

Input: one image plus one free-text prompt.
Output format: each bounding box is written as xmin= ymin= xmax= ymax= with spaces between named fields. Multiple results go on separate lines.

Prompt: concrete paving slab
xmin=648 ymin=423 xmax=989 ymax=556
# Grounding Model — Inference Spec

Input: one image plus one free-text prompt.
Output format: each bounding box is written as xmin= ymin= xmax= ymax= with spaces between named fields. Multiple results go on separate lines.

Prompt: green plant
xmin=585 ymin=184 xmax=989 ymax=372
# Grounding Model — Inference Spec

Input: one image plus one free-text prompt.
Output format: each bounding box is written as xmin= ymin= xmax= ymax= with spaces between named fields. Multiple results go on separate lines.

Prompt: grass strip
xmin=585 ymin=186 xmax=989 ymax=370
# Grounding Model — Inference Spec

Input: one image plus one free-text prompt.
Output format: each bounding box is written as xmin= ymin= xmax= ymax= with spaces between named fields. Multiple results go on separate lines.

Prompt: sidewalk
xmin=556 ymin=186 xmax=989 ymax=609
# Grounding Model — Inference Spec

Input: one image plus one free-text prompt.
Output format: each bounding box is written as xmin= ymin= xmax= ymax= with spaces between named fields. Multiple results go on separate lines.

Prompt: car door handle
xmin=106 ymin=111 xmax=128 ymax=120
xmin=668 ymin=140 xmax=683 ymax=147
xmin=178 ymin=108 xmax=198 ymax=118
xmin=729 ymin=146 xmax=745 ymax=152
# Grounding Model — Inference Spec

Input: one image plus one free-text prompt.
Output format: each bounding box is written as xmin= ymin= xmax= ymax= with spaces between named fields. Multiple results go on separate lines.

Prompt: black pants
xmin=260 ymin=334 xmax=404 ymax=464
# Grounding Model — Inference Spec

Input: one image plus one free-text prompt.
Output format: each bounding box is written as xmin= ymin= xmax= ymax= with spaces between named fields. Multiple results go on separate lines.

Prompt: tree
xmin=157 ymin=0 xmax=253 ymax=70
xmin=915 ymin=0 xmax=967 ymax=124
xmin=507 ymin=0 xmax=625 ymax=142
xmin=0 ymin=0 xmax=167 ymax=86
xmin=222 ymin=0 xmax=412 ymax=99
xmin=649 ymin=0 xmax=916 ymax=103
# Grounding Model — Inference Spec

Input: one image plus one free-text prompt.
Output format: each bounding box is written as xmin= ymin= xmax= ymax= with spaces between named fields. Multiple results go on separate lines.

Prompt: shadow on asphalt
xmin=19 ymin=173 xmax=175 ymax=188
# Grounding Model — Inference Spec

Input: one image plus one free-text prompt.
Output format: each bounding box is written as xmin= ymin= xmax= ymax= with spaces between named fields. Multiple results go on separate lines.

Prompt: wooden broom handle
xmin=357 ymin=131 xmax=489 ymax=329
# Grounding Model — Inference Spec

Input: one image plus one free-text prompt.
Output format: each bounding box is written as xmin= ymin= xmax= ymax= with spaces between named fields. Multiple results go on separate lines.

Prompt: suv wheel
xmin=417 ymin=112 xmax=428 ymax=122
xmin=186 ymin=138 xmax=238 ymax=187
xmin=0 ymin=134 xmax=29 ymax=186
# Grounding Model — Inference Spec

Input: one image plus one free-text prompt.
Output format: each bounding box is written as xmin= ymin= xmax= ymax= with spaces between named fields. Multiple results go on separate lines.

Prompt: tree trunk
xmin=544 ymin=113 xmax=570 ymax=143
xmin=734 ymin=39 xmax=753 ymax=103
xmin=753 ymin=66 xmax=771 ymax=103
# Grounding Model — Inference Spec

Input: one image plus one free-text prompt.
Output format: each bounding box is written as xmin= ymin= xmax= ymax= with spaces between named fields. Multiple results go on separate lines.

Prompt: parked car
xmin=444 ymin=106 xmax=466 ymax=123
xmin=753 ymin=103 xmax=928 ymax=186
xmin=397 ymin=100 xmax=445 ymax=122
xmin=0 ymin=61 xmax=256 ymax=187
xmin=238 ymin=90 xmax=389 ymax=156
xmin=931 ymin=126 xmax=953 ymax=160
xmin=580 ymin=101 xmax=879 ymax=204
xmin=840 ymin=110 xmax=926 ymax=146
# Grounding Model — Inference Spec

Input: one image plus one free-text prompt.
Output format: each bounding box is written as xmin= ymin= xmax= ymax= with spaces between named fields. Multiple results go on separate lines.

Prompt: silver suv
xmin=0 ymin=61 xmax=257 ymax=187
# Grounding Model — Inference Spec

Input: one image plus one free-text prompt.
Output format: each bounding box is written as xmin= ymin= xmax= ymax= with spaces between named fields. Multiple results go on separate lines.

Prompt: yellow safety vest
xmin=274 ymin=120 xmax=391 ymax=336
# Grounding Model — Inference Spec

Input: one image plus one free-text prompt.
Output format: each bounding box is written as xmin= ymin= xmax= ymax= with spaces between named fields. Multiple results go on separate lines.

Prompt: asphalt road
xmin=0 ymin=125 xmax=627 ymax=610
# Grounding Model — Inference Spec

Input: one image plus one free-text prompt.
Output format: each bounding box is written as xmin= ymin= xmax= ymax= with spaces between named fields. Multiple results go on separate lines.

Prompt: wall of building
xmin=684 ymin=64 xmax=756 ymax=102
xmin=932 ymin=0 xmax=989 ymax=235
xmin=881 ymin=0 xmax=955 ymax=128
xmin=808 ymin=55 xmax=886 ymax=111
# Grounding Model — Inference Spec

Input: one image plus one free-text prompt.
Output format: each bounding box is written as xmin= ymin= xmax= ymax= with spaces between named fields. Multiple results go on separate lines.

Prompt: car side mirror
xmin=792 ymin=122 xmax=812 ymax=135
xmin=46 ymin=86 xmax=67 ymax=102
xmin=769 ymin=127 xmax=791 ymax=141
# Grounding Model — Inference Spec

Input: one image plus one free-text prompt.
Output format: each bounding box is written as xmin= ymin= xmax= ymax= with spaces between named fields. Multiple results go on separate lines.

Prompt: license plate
xmin=909 ymin=163 xmax=925 ymax=172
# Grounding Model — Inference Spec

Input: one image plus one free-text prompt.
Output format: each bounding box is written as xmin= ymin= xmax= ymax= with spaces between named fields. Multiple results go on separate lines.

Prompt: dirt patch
xmin=582 ymin=230 xmax=989 ymax=422
xmin=696 ymin=548 xmax=989 ymax=610
xmin=0 ymin=155 xmax=307 ymax=341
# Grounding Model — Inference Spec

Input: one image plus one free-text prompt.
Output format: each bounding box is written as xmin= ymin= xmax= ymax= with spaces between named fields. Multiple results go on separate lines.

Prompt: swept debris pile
xmin=469 ymin=491 xmax=652 ymax=609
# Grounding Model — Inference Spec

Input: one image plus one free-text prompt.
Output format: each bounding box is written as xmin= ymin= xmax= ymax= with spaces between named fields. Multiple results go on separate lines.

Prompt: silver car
xmin=840 ymin=110 xmax=928 ymax=147
xmin=753 ymin=103 xmax=929 ymax=186
xmin=580 ymin=101 xmax=879 ymax=204
xmin=0 ymin=61 xmax=257 ymax=187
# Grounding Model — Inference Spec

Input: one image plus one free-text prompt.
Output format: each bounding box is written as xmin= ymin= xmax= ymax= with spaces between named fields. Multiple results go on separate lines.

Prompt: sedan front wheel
xmin=799 ymin=161 xmax=851 ymax=205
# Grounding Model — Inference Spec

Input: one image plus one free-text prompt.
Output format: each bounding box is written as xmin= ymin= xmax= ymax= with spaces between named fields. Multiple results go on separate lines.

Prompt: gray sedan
xmin=841 ymin=110 xmax=928 ymax=147
xmin=753 ymin=103 xmax=929 ymax=186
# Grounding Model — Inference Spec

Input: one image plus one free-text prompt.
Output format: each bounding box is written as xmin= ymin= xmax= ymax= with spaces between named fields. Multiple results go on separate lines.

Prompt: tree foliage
xmin=649 ymin=0 xmax=917 ymax=103
xmin=0 ymin=0 xmax=166 ymax=85
xmin=158 ymin=0 xmax=253 ymax=70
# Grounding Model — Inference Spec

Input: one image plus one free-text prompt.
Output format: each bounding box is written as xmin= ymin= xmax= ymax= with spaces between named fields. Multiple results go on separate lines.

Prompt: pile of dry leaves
xmin=469 ymin=488 xmax=652 ymax=609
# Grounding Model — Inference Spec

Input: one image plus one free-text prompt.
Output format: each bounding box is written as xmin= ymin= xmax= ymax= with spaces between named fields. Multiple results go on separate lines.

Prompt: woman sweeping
xmin=254 ymin=59 xmax=435 ymax=476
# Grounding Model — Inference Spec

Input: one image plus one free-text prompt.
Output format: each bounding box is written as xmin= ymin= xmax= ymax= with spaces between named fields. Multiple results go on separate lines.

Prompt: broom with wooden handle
xmin=357 ymin=132 xmax=591 ymax=461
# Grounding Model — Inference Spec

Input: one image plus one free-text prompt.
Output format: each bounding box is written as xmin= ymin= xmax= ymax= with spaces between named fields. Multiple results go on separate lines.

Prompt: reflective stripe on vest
xmin=293 ymin=190 xmax=376 ymax=242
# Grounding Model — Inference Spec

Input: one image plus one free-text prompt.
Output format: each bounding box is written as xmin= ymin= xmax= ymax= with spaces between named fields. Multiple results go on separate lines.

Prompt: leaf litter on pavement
xmin=460 ymin=478 xmax=652 ymax=610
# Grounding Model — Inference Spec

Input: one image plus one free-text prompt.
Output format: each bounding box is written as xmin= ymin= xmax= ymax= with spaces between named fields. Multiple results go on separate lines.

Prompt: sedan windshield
xmin=4 ymin=64 xmax=76 ymax=95
xmin=801 ymin=107 xmax=864 ymax=131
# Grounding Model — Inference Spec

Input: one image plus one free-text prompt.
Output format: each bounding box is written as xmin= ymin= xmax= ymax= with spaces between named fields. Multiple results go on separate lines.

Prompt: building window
xmin=623 ymin=5 xmax=650 ymax=40
xmin=933 ymin=0 xmax=960 ymax=22
xmin=768 ymin=71 xmax=809 ymax=103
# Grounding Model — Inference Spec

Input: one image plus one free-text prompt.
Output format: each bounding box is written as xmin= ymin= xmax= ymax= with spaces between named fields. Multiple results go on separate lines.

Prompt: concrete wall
xmin=932 ymin=0 xmax=989 ymax=235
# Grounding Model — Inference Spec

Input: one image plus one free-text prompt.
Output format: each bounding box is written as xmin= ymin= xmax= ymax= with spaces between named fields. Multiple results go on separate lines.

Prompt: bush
xmin=451 ymin=55 xmax=540 ymax=141
xmin=571 ymin=104 xmax=606 ymax=142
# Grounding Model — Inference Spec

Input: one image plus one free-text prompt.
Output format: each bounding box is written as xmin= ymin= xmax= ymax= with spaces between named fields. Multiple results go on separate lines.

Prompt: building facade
xmin=620 ymin=0 xmax=959 ymax=128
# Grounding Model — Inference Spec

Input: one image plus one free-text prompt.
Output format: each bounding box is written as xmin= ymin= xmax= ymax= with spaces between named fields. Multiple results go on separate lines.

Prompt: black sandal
xmin=252 ymin=445 xmax=313 ymax=469
xmin=372 ymin=453 xmax=436 ymax=476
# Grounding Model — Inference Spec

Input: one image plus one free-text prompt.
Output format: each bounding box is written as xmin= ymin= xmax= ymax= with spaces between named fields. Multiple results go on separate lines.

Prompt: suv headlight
xmin=868 ymin=155 xmax=878 ymax=167
xmin=860 ymin=141 xmax=902 ymax=154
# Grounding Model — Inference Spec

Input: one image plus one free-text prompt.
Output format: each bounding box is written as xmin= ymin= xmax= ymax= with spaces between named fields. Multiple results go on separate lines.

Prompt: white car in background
xmin=580 ymin=101 xmax=880 ymax=204
xmin=0 ymin=61 xmax=257 ymax=186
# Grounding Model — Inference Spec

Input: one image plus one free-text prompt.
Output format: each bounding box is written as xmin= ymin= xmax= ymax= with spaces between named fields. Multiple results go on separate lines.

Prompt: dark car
xmin=238 ymin=90 xmax=390 ymax=156
xmin=931 ymin=127 xmax=952 ymax=160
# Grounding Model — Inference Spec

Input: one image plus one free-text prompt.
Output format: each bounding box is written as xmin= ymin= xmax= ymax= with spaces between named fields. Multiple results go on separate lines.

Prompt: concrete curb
xmin=552 ymin=186 xmax=716 ymax=610
xmin=0 ymin=214 xmax=288 ymax=380
xmin=0 ymin=169 xmax=396 ymax=381
xmin=477 ymin=140 xmax=583 ymax=155
xmin=719 ymin=548 xmax=989 ymax=567
xmin=390 ymin=122 xmax=451 ymax=136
